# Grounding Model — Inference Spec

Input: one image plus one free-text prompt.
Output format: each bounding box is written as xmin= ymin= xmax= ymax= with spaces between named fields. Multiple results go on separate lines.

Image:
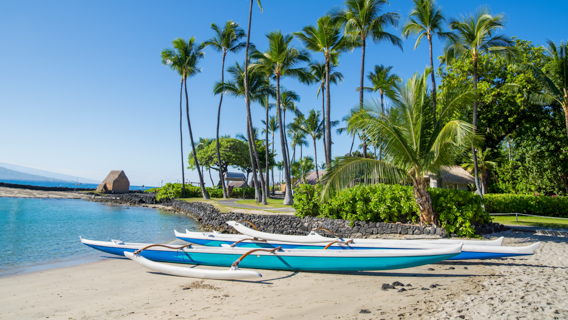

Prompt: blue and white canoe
xmin=80 ymin=237 xmax=462 ymax=272
xmin=173 ymin=222 xmax=540 ymax=260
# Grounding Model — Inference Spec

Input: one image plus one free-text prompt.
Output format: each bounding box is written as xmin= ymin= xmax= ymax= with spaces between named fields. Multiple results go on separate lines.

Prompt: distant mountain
xmin=0 ymin=167 xmax=71 ymax=182
xmin=0 ymin=162 xmax=99 ymax=184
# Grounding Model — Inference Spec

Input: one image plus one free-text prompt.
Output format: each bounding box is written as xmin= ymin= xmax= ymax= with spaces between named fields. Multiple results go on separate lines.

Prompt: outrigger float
xmin=80 ymin=237 xmax=463 ymax=275
xmin=173 ymin=221 xmax=540 ymax=261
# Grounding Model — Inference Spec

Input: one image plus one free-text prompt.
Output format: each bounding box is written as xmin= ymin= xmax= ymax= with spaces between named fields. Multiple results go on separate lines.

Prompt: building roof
xmin=102 ymin=170 xmax=128 ymax=183
xmin=224 ymin=172 xmax=246 ymax=181
xmin=440 ymin=166 xmax=475 ymax=185
xmin=295 ymin=170 xmax=326 ymax=186
xmin=229 ymin=181 xmax=247 ymax=188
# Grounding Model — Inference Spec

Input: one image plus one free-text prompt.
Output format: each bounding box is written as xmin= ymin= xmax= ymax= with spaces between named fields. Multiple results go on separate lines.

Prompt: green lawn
xmin=235 ymin=198 xmax=292 ymax=208
xmin=492 ymin=215 xmax=568 ymax=229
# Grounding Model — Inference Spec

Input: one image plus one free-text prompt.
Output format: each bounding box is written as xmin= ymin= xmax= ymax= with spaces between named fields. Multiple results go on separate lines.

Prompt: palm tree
xmin=202 ymin=21 xmax=246 ymax=199
xmin=298 ymin=109 xmax=325 ymax=182
xmin=402 ymin=0 xmax=451 ymax=124
xmin=161 ymin=37 xmax=209 ymax=200
xmin=308 ymin=61 xmax=344 ymax=164
xmin=262 ymin=115 xmax=279 ymax=194
xmin=250 ymin=31 xmax=311 ymax=205
xmin=214 ymin=61 xmax=272 ymax=202
xmin=161 ymin=39 xmax=188 ymax=197
xmin=243 ymin=0 xmax=266 ymax=204
xmin=294 ymin=15 xmax=348 ymax=168
xmin=289 ymin=129 xmax=309 ymax=163
xmin=322 ymin=69 xmax=478 ymax=225
xmin=442 ymin=6 xmax=514 ymax=196
xmin=298 ymin=156 xmax=315 ymax=184
xmin=331 ymin=0 xmax=402 ymax=158
xmin=364 ymin=65 xmax=400 ymax=111
xmin=462 ymin=148 xmax=497 ymax=195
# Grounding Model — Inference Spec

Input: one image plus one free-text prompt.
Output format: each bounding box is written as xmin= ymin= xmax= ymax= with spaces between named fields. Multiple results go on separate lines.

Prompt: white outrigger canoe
xmin=173 ymin=221 xmax=540 ymax=261
xmin=80 ymin=237 xmax=463 ymax=272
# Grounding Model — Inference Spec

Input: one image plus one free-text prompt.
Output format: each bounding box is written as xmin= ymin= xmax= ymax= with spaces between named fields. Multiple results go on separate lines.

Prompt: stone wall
xmin=172 ymin=200 xmax=451 ymax=238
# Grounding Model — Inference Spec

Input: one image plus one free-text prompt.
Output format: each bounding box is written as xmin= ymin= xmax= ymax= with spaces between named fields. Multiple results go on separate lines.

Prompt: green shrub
xmin=484 ymin=194 xmax=568 ymax=217
xmin=155 ymin=183 xmax=259 ymax=200
xmin=293 ymin=184 xmax=488 ymax=237
xmin=156 ymin=183 xmax=182 ymax=201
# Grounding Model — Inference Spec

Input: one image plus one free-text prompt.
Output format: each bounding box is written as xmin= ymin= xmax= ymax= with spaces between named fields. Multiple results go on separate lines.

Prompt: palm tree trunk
xmin=179 ymin=78 xmax=186 ymax=197
xmin=360 ymin=38 xmax=367 ymax=158
xmin=292 ymin=144 xmax=296 ymax=163
xmin=265 ymin=89 xmax=270 ymax=201
xmin=313 ymin=136 xmax=318 ymax=183
xmin=414 ymin=179 xmax=436 ymax=225
xmin=321 ymin=85 xmax=328 ymax=165
xmin=208 ymin=167 xmax=215 ymax=188
xmin=271 ymin=132 xmax=275 ymax=195
xmin=243 ymin=0 xmax=264 ymax=204
xmin=184 ymin=79 xmax=209 ymax=199
xmin=472 ymin=57 xmax=482 ymax=197
xmin=277 ymin=77 xmax=293 ymax=205
xmin=216 ymin=50 xmax=228 ymax=198
xmin=563 ymin=103 xmax=568 ymax=139
xmin=428 ymin=35 xmax=437 ymax=125
xmin=325 ymin=59 xmax=332 ymax=168
xmin=349 ymin=134 xmax=355 ymax=156
xmin=248 ymin=118 xmax=267 ymax=204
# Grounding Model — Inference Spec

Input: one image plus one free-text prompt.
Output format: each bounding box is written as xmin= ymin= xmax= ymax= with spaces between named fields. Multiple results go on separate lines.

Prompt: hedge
xmin=484 ymin=194 xmax=568 ymax=218
xmin=293 ymin=184 xmax=490 ymax=237
xmin=155 ymin=183 xmax=256 ymax=201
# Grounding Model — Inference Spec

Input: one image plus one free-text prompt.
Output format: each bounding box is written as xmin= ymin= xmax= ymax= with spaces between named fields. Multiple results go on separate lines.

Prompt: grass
xmin=492 ymin=215 xmax=568 ymax=229
xmin=235 ymin=198 xmax=292 ymax=208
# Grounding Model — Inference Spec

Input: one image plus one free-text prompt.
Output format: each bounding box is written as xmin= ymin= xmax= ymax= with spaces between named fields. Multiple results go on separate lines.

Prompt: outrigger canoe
xmin=80 ymin=237 xmax=463 ymax=272
xmin=173 ymin=222 xmax=540 ymax=261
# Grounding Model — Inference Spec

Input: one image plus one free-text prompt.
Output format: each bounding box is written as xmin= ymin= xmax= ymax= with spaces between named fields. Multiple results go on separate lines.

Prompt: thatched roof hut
xmin=428 ymin=166 xmax=474 ymax=190
xmin=96 ymin=170 xmax=130 ymax=193
xmin=294 ymin=170 xmax=326 ymax=186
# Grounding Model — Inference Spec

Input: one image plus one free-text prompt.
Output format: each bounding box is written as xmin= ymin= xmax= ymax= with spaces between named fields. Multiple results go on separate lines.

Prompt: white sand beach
xmin=1 ymin=231 xmax=565 ymax=320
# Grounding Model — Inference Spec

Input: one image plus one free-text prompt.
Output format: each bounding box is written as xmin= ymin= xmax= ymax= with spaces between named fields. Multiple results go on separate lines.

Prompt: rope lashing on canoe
xmin=312 ymin=227 xmax=340 ymax=238
xmin=133 ymin=244 xmax=192 ymax=255
xmin=231 ymin=246 xmax=282 ymax=268
xmin=229 ymin=237 xmax=267 ymax=247
xmin=238 ymin=220 xmax=260 ymax=231
xmin=323 ymin=239 xmax=353 ymax=250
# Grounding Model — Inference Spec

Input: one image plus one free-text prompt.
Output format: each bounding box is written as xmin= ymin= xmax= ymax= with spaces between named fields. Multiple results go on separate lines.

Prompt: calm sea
xmin=0 ymin=179 xmax=153 ymax=190
xmin=0 ymin=197 xmax=200 ymax=276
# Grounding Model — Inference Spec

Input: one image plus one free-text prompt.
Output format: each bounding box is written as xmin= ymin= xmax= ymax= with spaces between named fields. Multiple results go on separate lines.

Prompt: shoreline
xmin=1 ymin=232 xmax=564 ymax=319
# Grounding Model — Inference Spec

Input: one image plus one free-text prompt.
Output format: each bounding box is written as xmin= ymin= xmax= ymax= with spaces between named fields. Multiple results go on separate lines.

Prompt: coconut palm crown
xmin=321 ymin=69 xmax=479 ymax=225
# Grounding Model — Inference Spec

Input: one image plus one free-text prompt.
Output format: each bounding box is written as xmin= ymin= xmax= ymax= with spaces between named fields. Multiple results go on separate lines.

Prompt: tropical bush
xmin=484 ymin=194 xmax=568 ymax=217
xmin=155 ymin=183 xmax=256 ymax=200
xmin=293 ymin=184 xmax=489 ymax=237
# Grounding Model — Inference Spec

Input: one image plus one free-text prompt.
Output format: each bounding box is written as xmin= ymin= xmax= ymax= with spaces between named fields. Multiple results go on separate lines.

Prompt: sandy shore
xmin=0 ymin=186 xmax=89 ymax=199
xmin=1 ymin=232 xmax=564 ymax=319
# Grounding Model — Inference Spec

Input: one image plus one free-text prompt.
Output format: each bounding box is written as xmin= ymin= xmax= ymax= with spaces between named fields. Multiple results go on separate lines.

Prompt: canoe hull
xmin=175 ymin=232 xmax=539 ymax=261
xmin=81 ymin=238 xmax=460 ymax=272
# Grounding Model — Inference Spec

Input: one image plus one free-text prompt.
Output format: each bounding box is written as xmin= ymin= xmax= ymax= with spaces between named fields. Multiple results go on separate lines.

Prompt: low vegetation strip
xmin=484 ymin=194 xmax=568 ymax=218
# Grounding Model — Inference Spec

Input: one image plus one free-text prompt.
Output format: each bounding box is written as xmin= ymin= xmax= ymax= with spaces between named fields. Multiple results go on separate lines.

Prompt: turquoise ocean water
xmin=0 ymin=197 xmax=200 ymax=276
xmin=0 ymin=179 xmax=154 ymax=190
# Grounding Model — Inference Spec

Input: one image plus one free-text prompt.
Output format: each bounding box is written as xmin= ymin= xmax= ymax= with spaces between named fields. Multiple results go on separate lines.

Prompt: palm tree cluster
xmin=159 ymin=0 xmax=562 ymax=220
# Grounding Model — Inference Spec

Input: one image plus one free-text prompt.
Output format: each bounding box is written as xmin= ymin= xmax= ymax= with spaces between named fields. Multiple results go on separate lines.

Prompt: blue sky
xmin=0 ymin=0 xmax=566 ymax=186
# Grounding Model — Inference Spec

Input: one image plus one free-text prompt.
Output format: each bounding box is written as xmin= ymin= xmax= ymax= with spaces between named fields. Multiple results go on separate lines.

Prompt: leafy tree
xmin=294 ymin=15 xmax=348 ymax=168
xmin=322 ymin=70 xmax=478 ymax=225
xmin=161 ymin=37 xmax=209 ymax=199
xmin=442 ymin=6 xmax=514 ymax=195
xmin=202 ymin=20 xmax=246 ymax=198
xmin=250 ymin=31 xmax=311 ymax=205
xmin=307 ymin=61 xmax=344 ymax=164
xmin=402 ymin=0 xmax=451 ymax=123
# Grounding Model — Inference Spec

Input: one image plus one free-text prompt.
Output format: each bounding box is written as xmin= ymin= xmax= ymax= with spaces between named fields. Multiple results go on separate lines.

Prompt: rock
xmin=392 ymin=281 xmax=404 ymax=287
xmin=382 ymin=283 xmax=394 ymax=290
xmin=428 ymin=268 xmax=435 ymax=271
xmin=464 ymin=267 xmax=468 ymax=270
xmin=429 ymin=284 xmax=437 ymax=288
xmin=398 ymin=288 xmax=406 ymax=292
xmin=421 ymin=288 xmax=430 ymax=291
xmin=359 ymin=309 xmax=371 ymax=314
xmin=406 ymin=284 xmax=412 ymax=287
xmin=448 ymin=267 xmax=455 ymax=270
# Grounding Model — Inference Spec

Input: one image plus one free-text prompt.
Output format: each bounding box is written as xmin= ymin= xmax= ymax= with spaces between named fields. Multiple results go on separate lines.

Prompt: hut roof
xmin=295 ymin=170 xmax=326 ymax=186
xmin=229 ymin=181 xmax=247 ymax=188
xmin=102 ymin=170 xmax=127 ymax=183
xmin=440 ymin=166 xmax=475 ymax=185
